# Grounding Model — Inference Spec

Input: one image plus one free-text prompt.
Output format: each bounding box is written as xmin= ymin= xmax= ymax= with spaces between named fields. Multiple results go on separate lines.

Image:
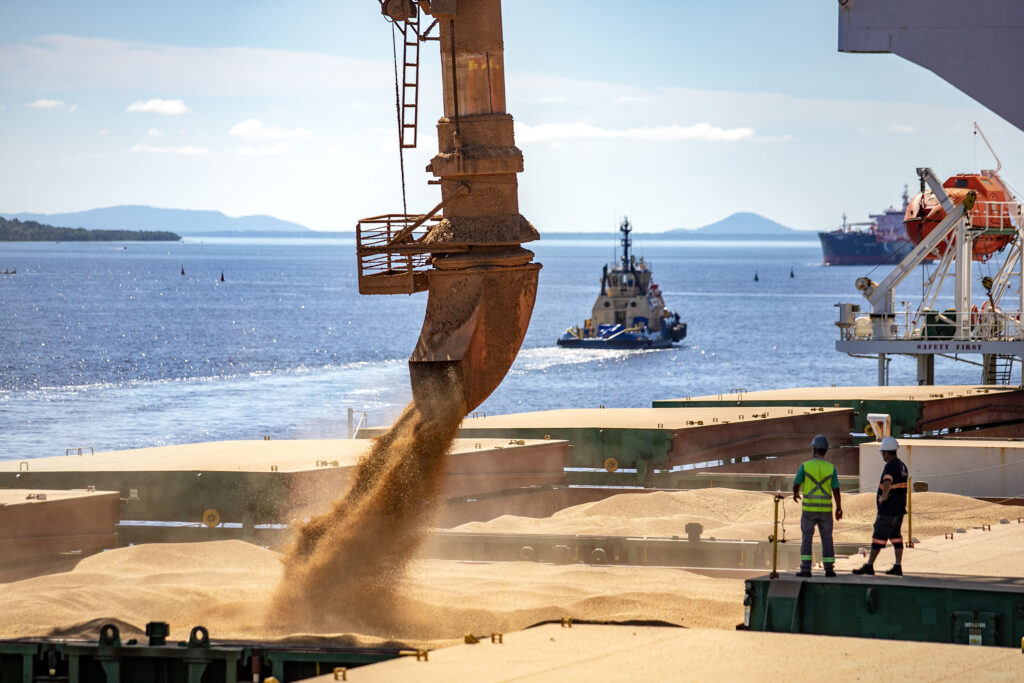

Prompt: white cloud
xmin=68 ymin=104 xmax=78 ymax=113
xmin=147 ymin=128 xmax=162 ymax=137
xmin=229 ymin=119 xmax=311 ymax=141
xmin=97 ymin=129 xmax=108 ymax=135
xmin=28 ymin=99 xmax=63 ymax=109
xmin=1 ymin=35 xmax=386 ymax=96
xmin=858 ymin=123 xmax=917 ymax=136
xmin=516 ymin=121 xmax=756 ymax=143
xmin=231 ymin=144 xmax=291 ymax=156
xmin=326 ymin=142 xmax=346 ymax=156
xmin=537 ymin=95 xmax=568 ymax=104
xmin=128 ymin=142 xmax=209 ymax=155
xmin=127 ymin=99 xmax=190 ymax=115
xmin=615 ymin=95 xmax=648 ymax=103
xmin=883 ymin=123 xmax=915 ymax=134
xmin=0 ymin=104 xmax=6 ymax=111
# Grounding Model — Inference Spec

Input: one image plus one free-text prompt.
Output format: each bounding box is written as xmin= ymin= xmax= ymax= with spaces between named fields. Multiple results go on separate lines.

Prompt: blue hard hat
xmin=880 ymin=436 xmax=899 ymax=452
xmin=811 ymin=434 xmax=829 ymax=450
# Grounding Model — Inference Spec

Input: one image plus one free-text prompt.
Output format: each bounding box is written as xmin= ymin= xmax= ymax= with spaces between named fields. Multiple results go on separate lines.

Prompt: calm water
xmin=0 ymin=236 xmax=985 ymax=461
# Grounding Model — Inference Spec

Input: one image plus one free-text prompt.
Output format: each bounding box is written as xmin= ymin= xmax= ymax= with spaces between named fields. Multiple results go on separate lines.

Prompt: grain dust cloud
xmin=269 ymin=367 xmax=466 ymax=633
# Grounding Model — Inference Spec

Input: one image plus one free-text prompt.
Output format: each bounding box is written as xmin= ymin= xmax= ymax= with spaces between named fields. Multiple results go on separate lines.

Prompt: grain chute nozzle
xmin=410 ymin=264 xmax=540 ymax=414
xmin=359 ymin=0 xmax=540 ymax=414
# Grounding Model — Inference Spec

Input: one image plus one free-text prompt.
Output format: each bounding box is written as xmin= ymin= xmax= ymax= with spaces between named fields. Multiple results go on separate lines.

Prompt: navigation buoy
xmin=754 ymin=272 xmax=759 ymax=282
xmin=180 ymin=266 xmax=185 ymax=275
xmin=220 ymin=271 xmax=225 ymax=282
xmin=790 ymin=267 xmax=794 ymax=278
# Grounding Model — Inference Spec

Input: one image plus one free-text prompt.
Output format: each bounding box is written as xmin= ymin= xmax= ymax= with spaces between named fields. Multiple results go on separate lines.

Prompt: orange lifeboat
xmin=903 ymin=171 xmax=1016 ymax=260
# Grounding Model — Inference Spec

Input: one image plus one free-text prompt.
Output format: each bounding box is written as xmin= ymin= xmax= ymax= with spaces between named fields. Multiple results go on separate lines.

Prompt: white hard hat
xmin=880 ymin=436 xmax=899 ymax=452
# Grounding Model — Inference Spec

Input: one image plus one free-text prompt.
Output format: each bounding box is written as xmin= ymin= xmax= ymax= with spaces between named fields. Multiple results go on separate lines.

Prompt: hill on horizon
xmin=665 ymin=212 xmax=798 ymax=235
xmin=0 ymin=205 xmax=310 ymax=235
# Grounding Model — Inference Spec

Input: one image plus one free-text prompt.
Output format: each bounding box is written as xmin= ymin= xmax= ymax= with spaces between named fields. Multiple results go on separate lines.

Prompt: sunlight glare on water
xmin=0 ymin=237 xmax=990 ymax=460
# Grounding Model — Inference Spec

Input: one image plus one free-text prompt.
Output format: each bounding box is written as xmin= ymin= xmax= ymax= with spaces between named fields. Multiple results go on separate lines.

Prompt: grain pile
xmin=268 ymin=367 xmax=467 ymax=634
xmin=0 ymin=485 xmax=1019 ymax=647
xmin=0 ymin=541 xmax=741 ymax=645
xmin=452 ymin=488 xmax=1012 ymax=544
xmin=0 ymin=541 xmax=282 ymax=641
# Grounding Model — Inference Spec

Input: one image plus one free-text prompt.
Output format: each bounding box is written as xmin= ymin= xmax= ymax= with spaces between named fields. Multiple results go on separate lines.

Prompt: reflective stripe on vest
xmin=801 ymin=459 xmax=835 ymax=512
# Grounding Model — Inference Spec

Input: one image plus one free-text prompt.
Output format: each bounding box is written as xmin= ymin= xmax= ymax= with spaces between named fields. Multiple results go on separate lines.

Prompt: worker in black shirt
xmin=853 ymin=436 xmax=909 ymax=576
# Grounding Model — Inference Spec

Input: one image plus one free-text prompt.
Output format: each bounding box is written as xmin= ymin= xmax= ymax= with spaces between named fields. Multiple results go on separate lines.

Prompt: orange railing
xmin=355 ymin=213 xmax=441 ymax=294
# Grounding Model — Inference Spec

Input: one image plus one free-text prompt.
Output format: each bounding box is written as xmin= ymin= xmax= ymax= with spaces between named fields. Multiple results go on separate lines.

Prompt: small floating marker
xmin=180 ymin=265 xmax=185 ymax=275
xmin=754 ymin=271 xmax=759 ymax=282
xmin=220 ymin=271 xmax=225 ymax=282
xmin=790 ymin=267 xmax=794 ymax=278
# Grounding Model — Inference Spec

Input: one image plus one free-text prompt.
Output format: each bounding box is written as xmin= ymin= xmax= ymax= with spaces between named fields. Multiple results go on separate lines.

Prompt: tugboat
xmin=557 ymin=217 xmax=687 ymax=349
xmin=818 ymin=187 xmax=914 ymax=266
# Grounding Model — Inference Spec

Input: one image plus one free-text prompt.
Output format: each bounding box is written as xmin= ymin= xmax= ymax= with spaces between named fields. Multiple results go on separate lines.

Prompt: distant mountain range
xmin=0 ymin=205 xmax=310 ymax=235
xmin=0 ymin=206 xmax=809 ymax=239
xmin=544 ymin=212 xmax=809 ymax=239
xmin=663 ymin=211 xmax=798 ymax=235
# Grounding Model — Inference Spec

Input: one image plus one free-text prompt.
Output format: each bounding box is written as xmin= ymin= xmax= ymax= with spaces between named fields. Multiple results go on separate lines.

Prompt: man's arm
xmin=831 ymin=468 xmax=842 ymax=520
xmin=879 ymin=478 xmax=892 ymax=503
xmin=793 ymin=465 xmax=804 ymax=502
xmin=793 ymin=483 xmax=801 ymax=502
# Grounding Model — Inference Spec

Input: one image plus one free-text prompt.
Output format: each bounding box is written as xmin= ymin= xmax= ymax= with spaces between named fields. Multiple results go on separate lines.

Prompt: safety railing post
xmin=769 ymin=494 xmax=782 ymax=579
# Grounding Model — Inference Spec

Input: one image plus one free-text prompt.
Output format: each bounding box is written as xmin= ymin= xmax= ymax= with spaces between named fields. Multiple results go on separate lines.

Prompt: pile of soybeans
xmin=0 ymin=487 xmax=1017 ymax=648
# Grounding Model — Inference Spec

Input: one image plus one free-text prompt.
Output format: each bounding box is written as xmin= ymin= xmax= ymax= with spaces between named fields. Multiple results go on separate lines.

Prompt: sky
xmin=2 ymin=0 xmax=1023 ymax=233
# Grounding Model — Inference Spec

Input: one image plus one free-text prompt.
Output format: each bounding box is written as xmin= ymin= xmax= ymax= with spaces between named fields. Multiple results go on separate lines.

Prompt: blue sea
xmin=0 ymin=236 xmax=985 ymax=461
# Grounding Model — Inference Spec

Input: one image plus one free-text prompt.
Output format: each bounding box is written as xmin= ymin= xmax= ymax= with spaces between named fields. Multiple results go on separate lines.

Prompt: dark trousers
xmin=800 ymin=510 xmax=835 ymax=569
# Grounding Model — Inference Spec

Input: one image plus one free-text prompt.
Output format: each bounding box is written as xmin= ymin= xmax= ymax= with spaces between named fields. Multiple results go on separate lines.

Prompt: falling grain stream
xmin=270 ymin=368 xmax=467 ymax=633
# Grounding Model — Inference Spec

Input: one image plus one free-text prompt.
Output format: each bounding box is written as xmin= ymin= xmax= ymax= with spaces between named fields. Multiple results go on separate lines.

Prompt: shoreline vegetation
xmin=0 ymin=217 xmax=180 ymax=242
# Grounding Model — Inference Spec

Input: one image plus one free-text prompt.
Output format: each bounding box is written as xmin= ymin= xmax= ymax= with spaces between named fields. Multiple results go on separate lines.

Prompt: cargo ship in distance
xmin=818 ymin=188 xmax=913 ymax=265
xmin=557 ymin=217 xmax=687 ymax=349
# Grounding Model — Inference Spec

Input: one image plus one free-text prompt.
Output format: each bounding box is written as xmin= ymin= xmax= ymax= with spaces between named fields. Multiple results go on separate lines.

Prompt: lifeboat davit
xmin=903 ymin=171 xmax=1016 ymax=260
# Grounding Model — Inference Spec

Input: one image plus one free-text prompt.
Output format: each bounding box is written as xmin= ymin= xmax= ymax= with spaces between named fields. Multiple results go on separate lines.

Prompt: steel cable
xmin=391 ymin=21 xmax=408 ymax=216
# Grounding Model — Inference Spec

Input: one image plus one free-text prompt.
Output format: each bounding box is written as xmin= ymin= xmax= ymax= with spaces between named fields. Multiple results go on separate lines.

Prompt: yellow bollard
xmin=907 ymin=477 xmax=914 ymax=548
xmin=770 ymin=494 xmax=782 ymax=579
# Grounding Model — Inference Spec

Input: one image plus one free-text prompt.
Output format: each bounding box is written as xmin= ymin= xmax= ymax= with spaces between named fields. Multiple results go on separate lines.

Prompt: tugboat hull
xmin=556 ymin=336 xmax=673 ymax=350
xmin=556 ymin=322 xmax=687 ymax=349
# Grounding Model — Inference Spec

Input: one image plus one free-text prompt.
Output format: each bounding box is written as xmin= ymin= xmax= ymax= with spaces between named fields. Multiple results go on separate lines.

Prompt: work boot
xmin=885 ymin=564 xmax=903 ymax=576
xmin=824 ymin=566 xmax=837 ymax=578
xmin=851 ymin=563 xmax=875 ymax=575
xmin=796 ymin=569 xmax=812 ymax=578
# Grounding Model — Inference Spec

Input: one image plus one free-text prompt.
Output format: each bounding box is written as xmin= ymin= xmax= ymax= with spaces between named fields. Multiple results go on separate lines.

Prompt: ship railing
xmin=355 ymin=213 xmax=446 ymax=295
xmin=604 ymin=325 xmax=643 ymax=340
xmin=355 ymin=187 xmax=472 ymax=295
xmin=969 ymin=200 xmax=1022 ymax=232
xmin=841 ymin=309 xmax=1024 ymax=342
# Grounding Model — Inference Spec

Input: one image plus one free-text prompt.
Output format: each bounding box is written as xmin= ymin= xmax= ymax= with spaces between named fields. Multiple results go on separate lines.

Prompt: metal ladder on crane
xmin=983 ymin=354 xmax=1017 ymax=385
xmin=983 ymin=358 xmax=1015 ymax=385
xmin=398 ymin=11 xmax=420 ymax=149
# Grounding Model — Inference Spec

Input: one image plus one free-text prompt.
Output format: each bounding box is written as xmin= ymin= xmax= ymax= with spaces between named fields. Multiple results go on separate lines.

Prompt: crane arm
xmin=859 ymin=168 xmax=968 ymax=312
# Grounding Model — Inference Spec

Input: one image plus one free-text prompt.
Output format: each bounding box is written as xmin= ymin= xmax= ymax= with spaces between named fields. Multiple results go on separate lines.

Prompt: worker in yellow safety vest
xmin=792 ymin=434 xmax=843 ymax=577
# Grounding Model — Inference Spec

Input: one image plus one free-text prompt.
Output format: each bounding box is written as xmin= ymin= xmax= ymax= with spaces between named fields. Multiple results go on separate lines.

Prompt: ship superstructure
xmin=835 ymin=161 xmax=1024 ymax=385
xmin=819 ymin=188 xmax=913 ymax=266
xmin=557 ymin=218 xmax=686 ymax=349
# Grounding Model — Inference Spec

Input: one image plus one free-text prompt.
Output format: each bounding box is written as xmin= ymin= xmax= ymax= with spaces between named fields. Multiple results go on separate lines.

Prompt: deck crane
xmin=356 ymin=0 xmax=541 ymax=413
xmin=835 ymin=164 xmax=1024 ymax=385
